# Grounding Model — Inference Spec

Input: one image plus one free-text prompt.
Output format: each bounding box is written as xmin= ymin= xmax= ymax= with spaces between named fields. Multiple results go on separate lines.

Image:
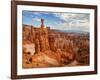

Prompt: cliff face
xmin=22 ymin=24 xmax=89 ymax=68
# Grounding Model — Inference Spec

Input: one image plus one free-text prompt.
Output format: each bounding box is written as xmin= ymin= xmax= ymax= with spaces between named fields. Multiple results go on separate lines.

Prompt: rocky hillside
xmin=22 ymin=24 xmax=89 ymax=68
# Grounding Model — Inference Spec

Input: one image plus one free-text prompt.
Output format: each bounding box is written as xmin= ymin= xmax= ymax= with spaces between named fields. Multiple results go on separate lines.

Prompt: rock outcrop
xmin=22 ymin=19 xmax=89 ymax=68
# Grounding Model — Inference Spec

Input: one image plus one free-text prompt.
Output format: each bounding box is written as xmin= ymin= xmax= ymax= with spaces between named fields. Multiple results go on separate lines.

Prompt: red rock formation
xmin=22 ymin=18 xmax=89 ymax=68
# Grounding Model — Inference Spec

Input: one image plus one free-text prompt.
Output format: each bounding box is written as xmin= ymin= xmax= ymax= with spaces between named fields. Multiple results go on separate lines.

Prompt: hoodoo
xmin=22 ymin=18 xmax=89 ymax=68
xmin=41 ymin=18 xmax=44 ymax=28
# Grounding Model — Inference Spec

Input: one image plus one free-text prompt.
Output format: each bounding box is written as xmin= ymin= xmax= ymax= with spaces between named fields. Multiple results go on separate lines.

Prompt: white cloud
xmin=32 ymin=12 xmax=40 ymax=15
xmin=52 ymin=13 xmax=90 ymax=32
xmin=33 ymin=18 xmax=40 ymax=22
xmin=33 ymin=12 xmax=50 ymax=15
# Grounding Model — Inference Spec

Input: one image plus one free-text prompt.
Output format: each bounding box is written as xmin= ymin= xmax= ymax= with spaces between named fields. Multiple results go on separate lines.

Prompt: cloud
xmin=52 ymin=22 xmax=89 ymax=32
xmin=32 ymin=12 xmax=41 ymax=15
xmin=33 ymin=12 xmax=51 ymax=16
xmin=33 ymin=18 xmax=40 ymax=22
xmin=52 ymin=13 xmax=90 ymax=32
xmin=53 ymin=13 xmax=89 ymax=22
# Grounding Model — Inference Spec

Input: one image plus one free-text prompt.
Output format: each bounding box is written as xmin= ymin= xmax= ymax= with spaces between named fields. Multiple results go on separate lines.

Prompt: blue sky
xmin=22 ymin=10 xmax=90 ymax=32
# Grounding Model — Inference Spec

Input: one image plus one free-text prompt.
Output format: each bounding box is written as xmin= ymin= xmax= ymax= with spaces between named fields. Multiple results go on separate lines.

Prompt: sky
xmin=22 ymin=10 xmax=90 ymax=32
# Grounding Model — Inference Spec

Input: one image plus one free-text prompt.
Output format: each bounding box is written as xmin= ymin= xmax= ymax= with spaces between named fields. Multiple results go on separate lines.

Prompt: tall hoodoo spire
xmin=41 ymin=18 xmax=44 ymax=28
